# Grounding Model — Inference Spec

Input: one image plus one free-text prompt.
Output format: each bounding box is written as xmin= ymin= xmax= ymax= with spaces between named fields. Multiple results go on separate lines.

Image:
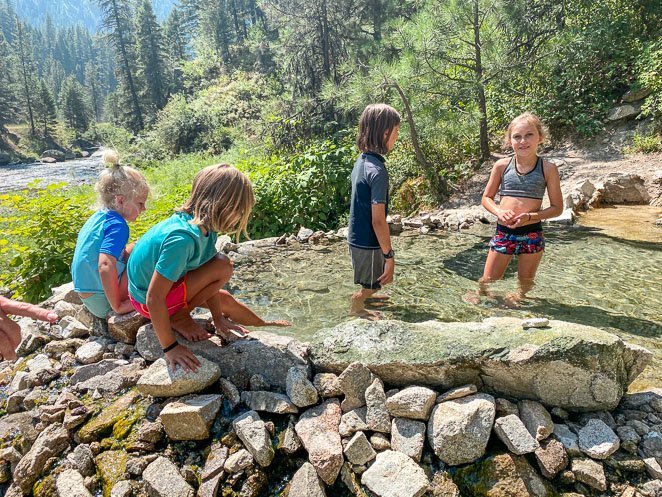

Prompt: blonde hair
xmin=178 ymin=164 xmax=255 ymax=240
xmin=503 ymin=112 xmax=548 ymax=149
xmin=356 ymin=103 xmax=401 ymax=155
xmin=95 ymin=149 xmax=150 ymax=210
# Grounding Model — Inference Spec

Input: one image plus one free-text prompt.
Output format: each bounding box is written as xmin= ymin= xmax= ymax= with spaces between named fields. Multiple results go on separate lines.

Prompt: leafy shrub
xmin=624 ymin=132 xmax=662 ymax=154
xmin=637 ymin=40 xmax=662 ymax=127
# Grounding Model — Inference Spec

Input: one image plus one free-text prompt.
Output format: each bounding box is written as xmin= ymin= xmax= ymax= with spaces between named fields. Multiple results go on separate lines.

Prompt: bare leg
xmin=508 ymin=251 xmax=544 ymax=303
xmin=170 ymin=254 xmax=233 ymax=341
xmin=350 ymin=288 xmax=382 ymax=319
xmin=218 ymin=290 xmax=291 ymax=327
xmin=465 ymin=250 xmax=513 ymax=304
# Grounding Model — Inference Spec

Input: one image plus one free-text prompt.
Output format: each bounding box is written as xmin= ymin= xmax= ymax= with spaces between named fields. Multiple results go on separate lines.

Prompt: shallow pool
xmin=231 ymin=206 xmax=662 ymax=391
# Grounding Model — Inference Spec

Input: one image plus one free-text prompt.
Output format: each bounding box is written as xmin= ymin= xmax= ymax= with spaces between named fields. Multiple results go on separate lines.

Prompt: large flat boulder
xmin=309 ymin=317 xmax=651 ymax=411
xmin=137 ymin=328 xmax=309 ymax=389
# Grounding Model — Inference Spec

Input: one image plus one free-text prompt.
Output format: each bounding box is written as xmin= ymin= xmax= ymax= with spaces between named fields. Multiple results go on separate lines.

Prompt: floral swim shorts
xmin=489 ymin=223 xmax=545 ymax=255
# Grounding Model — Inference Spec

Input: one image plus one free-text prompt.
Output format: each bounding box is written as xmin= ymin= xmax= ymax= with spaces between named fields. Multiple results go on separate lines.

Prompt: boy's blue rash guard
xmin=348 ymin=152 xmax=388 ymax=249
xmin=72 ymin=210 xmax=129 ymax=293
xmin=127 ymin=212 xmax=218 ymax=305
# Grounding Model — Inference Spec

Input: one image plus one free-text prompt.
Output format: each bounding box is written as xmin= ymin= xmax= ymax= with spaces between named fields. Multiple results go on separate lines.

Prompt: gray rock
xmin=386 ymin=386 xmax=436 ymax=420
xmin=493 ymin=414 xmax=540 ymax=454
xmin=366 ymin=377 xmax=391 ymax=433
xmin=44 ymin=338 xmax=84 ymax=357
xmin=295 ymin=399 xmax=343 ymax=485
xmin=286 ymin=367 xmax=319 ymax=407
xmin=16 ymin=319 xmax=50 ymax=357
xmin=136 ymin=328 xmax=309 ymax=389
xmin=66 ymin=444 xmax=95 ymax=477
xmin=344 ymin=431 xmax=376 ymax=466
xmin=338 ymin=362 xmax=373 ymax=412
xmin=309 ymin=318 xmax=651 ymax=411
xmin=519 ymin=399 xmax=554 ymax=441
xmin=617 ymin=425 xmax=641 ymax=454
xmin=76 ymin=362 xmax=144 ymax=395
xmin=49 ymin=281 xmax=80 ymax=304
xmin=70 ymin=359 xmax=128 ymax=384
xmin=339 ymin=407 xmax=369 ymax=437
xmin=143 ymin=456 xmax=194 ymax=497
xmin=75 ymin=340 xmax=106 ymax=364
xmin=60 ymin=316 xmax=90 ymax=339
xmin=26 ymin=354 xmax=52 ymax=374
xmin=9 ymin=371 xmax=29 ymax=393
xmin=6 ymin=390 xmax=27 ymax=414
xmin=241 ymin=390 xmax=298 ymax=414
xmin=110 ymin=480 xmax=132 ymax=497
xmin=534 ymin=438 xmax=568 ymax=479
xmin=107 ymin=311 xmax=146 ymax=344
xmin=249 ymin=373 xmax=270 ymax=391
xmin=578 ymin=419 xmax=620 ymax=459
xmin=56 ymin=469 xmax=93 ymax=497
xmin=159 ymin=394 xmax=222 ymax=440
xmin=200 ymin=442 xmax=228 ymax=481
xmin=218 ymin=377 xmax=241 ymax=410
xmin=428 ymin=393 xmax=495 ymax=466
xmin=288 ymin=462 xmax=327 ymax=497
xmin=553 ymin=424 xmax=582 ymax=457
xmin=640 ymin=480 xmax=662 ymax=497
xmin=436 ymin=384 xmax=477 ymax=403
xmin=370 ymin=433 xmax=391 ymax=451
xmin=644 ymin=457 xmax=662 ymax=479
xmin=12 ymin=423 xmax=70 ymax=493
xmin=361 ymin=450 xmax=429 ymax=497
xmin=313 ymin=373 xmax=342 ymax=398
xmin=137 ymin=357 xmax=220 ymax=397
xmin=391 ymin=418 xmax=426 ymax=462
xmin=297 ymin=227 xmax=314 ymax=242
xmin=640 ymin=431 xmax=662 ymax=460
xmin=224 ymin=448 xmax=254 ymax=473
xmin=233 ymin=410 xmax=275 ymax=467
xmin=606 ymin=104 xmax=640 ymax=121
xmin=571 ymin=457 xmax=607 ymax=491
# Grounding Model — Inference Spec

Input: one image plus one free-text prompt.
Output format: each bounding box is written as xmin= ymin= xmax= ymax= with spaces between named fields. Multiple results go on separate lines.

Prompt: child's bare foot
xmin=214 ymin=316 xmax=250 ymax=343
xmin=263 ymin=319 xmax=292 ymax=327
xmin=366 ymin=293 xmax=390 ymax=301
xmin=172 ymin=314 xmax=212 ymax=342
xmin=350 ymin=309 xmax=382 ymax=321
xmin=503 ymin=292 xmax=525 ymax=308
xmin=462 ymin=290 xmax=480 ymax=305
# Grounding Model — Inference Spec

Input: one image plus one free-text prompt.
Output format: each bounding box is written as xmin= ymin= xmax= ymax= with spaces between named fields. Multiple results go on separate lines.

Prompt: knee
xmin=212 ymin=254 xmax=233 ymax=281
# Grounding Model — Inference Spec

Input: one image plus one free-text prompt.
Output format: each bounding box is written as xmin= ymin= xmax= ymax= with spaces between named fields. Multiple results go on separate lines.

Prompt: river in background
xmin=0 ymin=154 xmax=104 ymax=193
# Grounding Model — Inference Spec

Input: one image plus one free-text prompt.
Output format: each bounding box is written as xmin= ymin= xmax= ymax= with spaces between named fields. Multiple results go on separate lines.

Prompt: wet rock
xmin=309 ymin=318 xmax=651 ymax=411
xmin=553 ymin=424 xmax=582 ymax=457
xmin=535 ymin=438 xmax=568 ymax=479
xmin=13 ymin=423 xmax=70 ymax=493
xmin=278 ymin=417 xmax=302 ymax=454
xmin=159 ymin=394 xmax=222 ymax=440
xmin=428 ymin=393 xmax=495 ymax=466
xmin=493 ymin=414 xmax=540 ymax=455
xmin=313 ymin=372 xmax=343 ymax=398
xmin=107 ymin=311 xmax=146 ymax=344
xmin=454 ymin=452 xmax=556 ymax=497
xmin=77 ymin=391 xmax=140 ymax=443
xmin=287 ymin=462 xmax=327 ymax=497
xmin=286 ymin=367 xmax=319 ymax=407
xmin=66 ymin=444 xmax=95 ymax=477
xmin=295 ymin=399 xmax=343 ymax=485
xmin=218 ymin=377 xmax=241 ymax=409
xmin=578 ymin=419 xmax=620 ymax=459
xmin=339 ymin=362 xmax=373 ymax=412
xmin=143 ymin=456 xmax=194 ymax=497
xmin=95 ymin=450 xmax=129 ymax=493
xmin=56 ymin=469 xmax=93 ymax=497
xmin=571 ymin=457 xmax=607 ymax=491
xmin=137 ymin=357 xmax=220 ymax=397
xmin=75 ymin=340 xmax=107 ymax=364
xmin=233 ymin=410 xmax=275 ymax=467
xmin=241 ymin=390 xmax=298 ymax=414
xmin=344 ymin=431 xmax=376 ymax=466
xmin=339 ymin=407 xmax=368 ymax=437
xmin=437 ymin=384 xmax=477 ymax=402
xmin=519 ymin=399 xmax=554 ymax=441
xmin=366 ymin=377 xmax=391 ymax=433
xmin=617 ymin=425 xmax=641 ymax=453
xmin=361 ymin=450 xmax=429 ymax=497
xmin=224 ymin=448 xmax=254 ymax=473
xmin=391 ymin=418 xmax=426 ymax=462
xmin=386 ymin=386 xmax=436 ymax=420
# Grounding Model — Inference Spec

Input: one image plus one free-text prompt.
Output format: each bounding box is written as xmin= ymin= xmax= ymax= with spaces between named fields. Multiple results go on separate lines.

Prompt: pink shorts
xmin=129 ymin=277 xmax=188 ymax=319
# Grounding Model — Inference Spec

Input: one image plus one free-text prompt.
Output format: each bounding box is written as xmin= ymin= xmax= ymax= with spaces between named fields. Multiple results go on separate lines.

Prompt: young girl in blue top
xmin=477 ymin=112 xmax=563 ymax=302
xmin=128 ymin=164 xmax=267 ymax=373
xmin=72 ymin=150 xmax=150 ymax=318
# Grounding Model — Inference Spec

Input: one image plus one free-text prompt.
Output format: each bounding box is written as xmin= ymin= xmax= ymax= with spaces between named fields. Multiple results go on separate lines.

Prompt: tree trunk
xmin=371 ymin=0 xmax=381 ymax=41
xmin=319 ymin=0 xmax=331 ymax=80
xmin=473 ymin=0 xmax=490 ymax=163
xmin=15 ymin=20 xmax=35 ymax=134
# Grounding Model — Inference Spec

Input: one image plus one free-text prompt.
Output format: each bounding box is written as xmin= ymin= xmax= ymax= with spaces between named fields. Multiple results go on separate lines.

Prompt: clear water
xmin=0 ymin=156 xmax=103 ymax=193
xmin=231 ymin=206 xmax=662 ymax=391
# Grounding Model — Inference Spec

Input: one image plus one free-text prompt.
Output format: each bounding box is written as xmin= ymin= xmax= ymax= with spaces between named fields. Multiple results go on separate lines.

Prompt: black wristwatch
xmin=383 ymin=249 xmax=395 ymax=259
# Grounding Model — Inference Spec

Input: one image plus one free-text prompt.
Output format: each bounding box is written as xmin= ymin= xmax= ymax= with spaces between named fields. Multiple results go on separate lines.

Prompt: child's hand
xmin=497 ymin=209 xmax=516 ymax=225
xmin=506 ymin=212 xmax=530 ymax=228
xmin=165 ymin=344 xmax=201 ymax=373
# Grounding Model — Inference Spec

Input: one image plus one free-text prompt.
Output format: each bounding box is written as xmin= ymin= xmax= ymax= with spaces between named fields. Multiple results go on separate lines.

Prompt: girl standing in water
xmin=478 ymin=112 xmax=563 ymax=302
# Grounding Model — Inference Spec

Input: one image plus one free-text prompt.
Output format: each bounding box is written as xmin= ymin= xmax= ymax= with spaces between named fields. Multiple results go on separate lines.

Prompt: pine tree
xmin=0 ymin=32 xmax=17 ymax=130
xmin=34 ymin=79 xmax=57 ymax=138
xmin=164 ymin=6 xmax=188 ymax=94
xmin=60 ymin=75 xmax=90 ymax=137
xmin=13 ymin=17 xmax=37 ymax=134
xmin=97 ymin=0 xmax=144 ymax=131
xmin=135 ymin=0 xmax=168 ymax=113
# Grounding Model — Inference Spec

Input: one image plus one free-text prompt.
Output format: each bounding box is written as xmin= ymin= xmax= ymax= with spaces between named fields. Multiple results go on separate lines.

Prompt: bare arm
xmin=146 ymin=272 xmax=200 ymax=372
xmin=98 ymin=253 xmax=133 ymax=314
xmin=371 ymin=203 xmax=394 ymax=285
xmin=532 ymin=162 xmax=563 ymax=221
xmin=481 ymin=159 xmax=515 ymax=225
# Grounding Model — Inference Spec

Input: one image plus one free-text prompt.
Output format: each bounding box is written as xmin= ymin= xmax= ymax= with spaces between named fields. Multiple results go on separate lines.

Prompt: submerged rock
xmin=309 ymin=317 xmax=651 ymax=411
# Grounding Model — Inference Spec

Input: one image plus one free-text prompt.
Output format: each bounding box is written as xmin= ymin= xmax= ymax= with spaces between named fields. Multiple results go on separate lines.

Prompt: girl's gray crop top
xmin=499 ymin=156 xmax=546 ymax=199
